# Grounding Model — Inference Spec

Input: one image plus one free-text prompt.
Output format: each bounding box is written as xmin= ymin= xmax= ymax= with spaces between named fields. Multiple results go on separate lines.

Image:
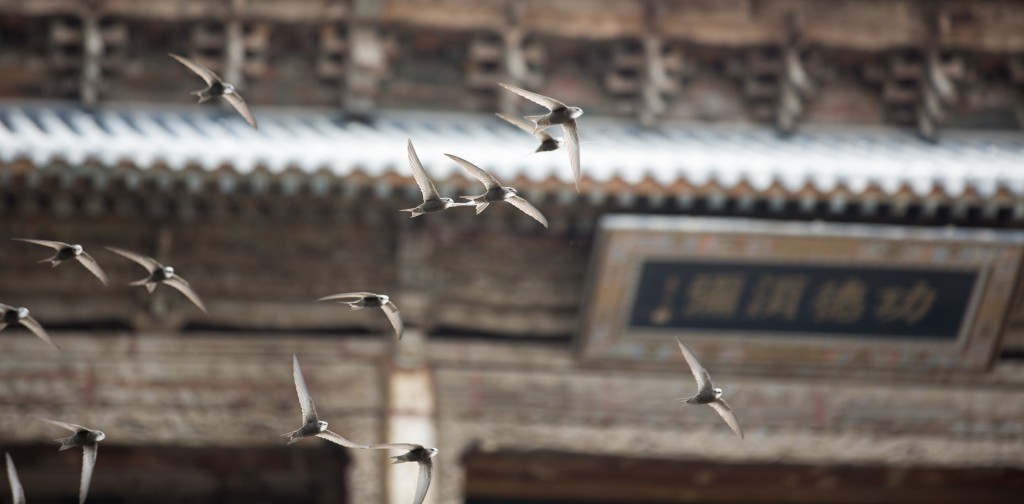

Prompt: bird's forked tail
xmin=524 ymin=115 xmax=548 ymax=134
xmin=55 ymin=436 xmax=77 ymax=451
xmin=282 ymin=429 xmax=304 ymax=444
xmin=460 ymin=196 xmax=489 ymax=215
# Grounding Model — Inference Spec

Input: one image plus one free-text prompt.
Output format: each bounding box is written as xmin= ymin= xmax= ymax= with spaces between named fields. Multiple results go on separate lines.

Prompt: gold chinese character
xmin=683 ymin=273 xmax=745 ymax=318
xmin=812 ymin=278 xmax=867 ymax=323
xmin=649 ymin=275 xmax=680 ymax=325
xmin=875 ymin=281 xmax=937 ymax=324
xmin=745 ymin=275 xmax=808 ymax=320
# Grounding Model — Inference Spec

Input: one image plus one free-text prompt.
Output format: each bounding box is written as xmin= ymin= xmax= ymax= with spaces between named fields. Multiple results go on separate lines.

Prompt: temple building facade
xmin=1 ymin=1 xmax=1023 ymax=503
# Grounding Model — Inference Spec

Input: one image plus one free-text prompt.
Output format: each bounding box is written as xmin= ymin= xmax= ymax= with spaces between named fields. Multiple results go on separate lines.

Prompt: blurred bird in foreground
xmin=675 ymin=337 xmax=744 ymax=439
xmin=5 ymin=453 xmax=25 ymax=504
xmin=12 ymin=238 xmax=108 ymax=285
xmin=317 ymin=292 xmax=404 ymax=339
xmin=169 ymin=53 xmax=258 ymax=129
xmin=364 ymin=443 xmax=438 ymax=504
xmin=105 ymin=247 xmax=207 ymax=313
xmin=31 ymin=416 xmax=106 ymax=504
xmin=0 ymin=303 xmax=58 ymax=350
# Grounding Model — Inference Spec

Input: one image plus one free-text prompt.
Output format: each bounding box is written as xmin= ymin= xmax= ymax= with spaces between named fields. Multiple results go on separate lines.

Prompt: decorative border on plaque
xmin=579 ymin=216 xmax=1024 ymax=371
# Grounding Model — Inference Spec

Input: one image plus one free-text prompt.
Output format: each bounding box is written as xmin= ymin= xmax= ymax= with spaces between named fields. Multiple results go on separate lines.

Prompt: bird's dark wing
xmin=676 ymin=337 xmax=711 ymax=395
xmin=105 ymin=247 xmax=163 ymax=273
xmin=6 ymin=453 xmax=25 ymax=504
xmin=169 ymin=53 xmax=222 ymax=86
xmin=223 ymin=92 xmax=258 ymax=129
xmin=412 ymin=458 xmax=433 ymax=504
xmin=75 ymin=251 xmax=109 ymax=286
xmin=12 ymin=238 xmax=69 ymax=250
xmin=21 ymin=316 xmax=59 ymax=350
xmin=381 ymin=301 xmax=404 ymax=340
xmin=164 ymin=275 xmax=208 ymax=313
xmin=291 ymin=355 xmax=318 ymax=425
xmin=363 ymin=443 xmax=423 ymax=451
xmin=80 ymin=444 xmax=98 ymax=504
xmin=407 ymin=140 xmax=440 ymax=202
xmin=30 ymin=415 xmax=88 ymax=433
xmin=709 ymin=399 xmax=744 ymax=439
xmin=317 ymin=292 xmax=375 ymax=302
xmin=445 ymin=154 xmax=501 ymax=191
xmin=316 ymin=430 xmax=367 ymax=449
xmin=495 ymin=113 xmax=553 ymax=143
xmin=497 ymin=82 xmax=567 ymax=110
xmin=562 ymin=121 xmax=581 ymax=192
xmin=505 ymin=195 xmax=549 ymax=228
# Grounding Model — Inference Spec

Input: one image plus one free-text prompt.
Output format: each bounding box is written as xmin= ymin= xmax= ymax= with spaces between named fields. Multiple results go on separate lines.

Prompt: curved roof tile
xmin=1 ymin=102 xmax=1023 ymax=200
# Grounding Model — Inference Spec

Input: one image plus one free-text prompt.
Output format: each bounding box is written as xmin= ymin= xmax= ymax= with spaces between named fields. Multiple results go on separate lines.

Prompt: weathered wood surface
xmin=0 ymin=331 xmax=1021 ymax=502
xmin=434 ymin=359 xmax=1024 ymax=442
xmin=463 ymin=451 xmax=1024 ymax=503
xmin=3 ymin=0 xmax=1023 ymax=132
xmin=0 ymin=333 xmax=386 ymax=445
xmin=429 ymin=340 xmax=1024 ymax=503
xmin=2 ymin=1 xmax=1023 ymax=51
xmin=3 ymin=444 xmax=352 ymax=504
xmin=0 ymin=179 xmax=584 ymax=335
xmin=2 ymin=169 xmax=1024 ymax=347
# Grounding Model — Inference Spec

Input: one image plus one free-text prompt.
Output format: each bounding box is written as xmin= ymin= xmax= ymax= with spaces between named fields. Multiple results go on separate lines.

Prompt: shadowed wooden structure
xmin=463 ymin=451 xmax=1024 ymax=504
xmin=1 ymin=1 xmax=1023 ymax=504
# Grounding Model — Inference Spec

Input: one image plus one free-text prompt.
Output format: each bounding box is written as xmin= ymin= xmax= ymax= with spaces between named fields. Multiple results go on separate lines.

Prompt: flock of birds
xmin=1 ymin=53 xmax=743 ymax=504
xmin=169 ymin=52 xmax=583 ymax=221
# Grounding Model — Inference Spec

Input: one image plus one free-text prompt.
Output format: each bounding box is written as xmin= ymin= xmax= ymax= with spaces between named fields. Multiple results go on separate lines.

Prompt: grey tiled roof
xmin=2 ymin=102 xmax=1023 ymax=199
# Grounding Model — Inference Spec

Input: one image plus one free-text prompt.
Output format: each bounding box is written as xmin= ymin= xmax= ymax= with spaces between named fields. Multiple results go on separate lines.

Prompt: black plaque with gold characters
xmin=630 ymin=262 xmax=978 ymax=339
xmin=580 ymin=216 xmax=1024 ymax=371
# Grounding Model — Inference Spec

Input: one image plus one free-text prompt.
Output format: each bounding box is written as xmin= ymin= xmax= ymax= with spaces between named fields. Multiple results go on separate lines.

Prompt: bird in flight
xmin=498 ymin=82 xmax=583 ymax=191
xmin=446 ymin=153 xmax=548 ymax=228
xmin=317 ymin=292 xmax=403 ymax=339
xmin=364 ymin=443 xmax=438 ymax=504
xmin=169 ymin=53 xmax=258 ymax=129
xmin=495 ymin=112 xmax=563 ymax=154
xmin=105 ymin=247 xmax=207 ymax=313
xmin=675 ymin=337 xmax=744 ymax=438
xmin=32 ymin=416 xmax=106 ymax=504
xmin=5 ymin=453 xmax=25 ymax=504
xmin=1 ymin=303 xmax=58 ymax=350
xmin=284 ymin=355 xmax=367 ymax=448
xmin=12 ymin=238 xmax=108 ymax=285
xmin=400 ymin=139 xmax=471 ymax=218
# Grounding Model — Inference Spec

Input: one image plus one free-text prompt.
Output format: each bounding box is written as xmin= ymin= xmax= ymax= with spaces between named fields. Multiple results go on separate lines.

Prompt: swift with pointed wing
xmin=400 ymin=140 xmax=472 ymax=218
xmin=364 ymin=443 xmax=438 ymax=504
xmin=447 ymin=153 xmax=548 ymax=228
xmin=317 ymin=292 xmax=403 ymax=339
xmin=284 ymin=355 xmax=367 ymax=448
xmin=12 ymin=238 xmax=108 ymax=285
xmin=105 ymin=247 xmax=207 ymax=313
xmin=169 ymin=53 xmax=258 ymax=129
xmin=32 ymin=416 xmax=106 ymax=504
xmin=0 ymin=304 xmax=58 ymax=350
xmin=497 ymin=83 xmax=583 ymax=191
xmin=675 ymin=337 xmax=744 ymax=439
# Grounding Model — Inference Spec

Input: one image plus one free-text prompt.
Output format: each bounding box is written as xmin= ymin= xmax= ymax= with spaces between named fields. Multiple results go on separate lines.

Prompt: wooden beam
xmin=463 ymin=451 xmax=1024 ymax=503
xmin=2 ymin=0 xmax=1024 ymax=51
